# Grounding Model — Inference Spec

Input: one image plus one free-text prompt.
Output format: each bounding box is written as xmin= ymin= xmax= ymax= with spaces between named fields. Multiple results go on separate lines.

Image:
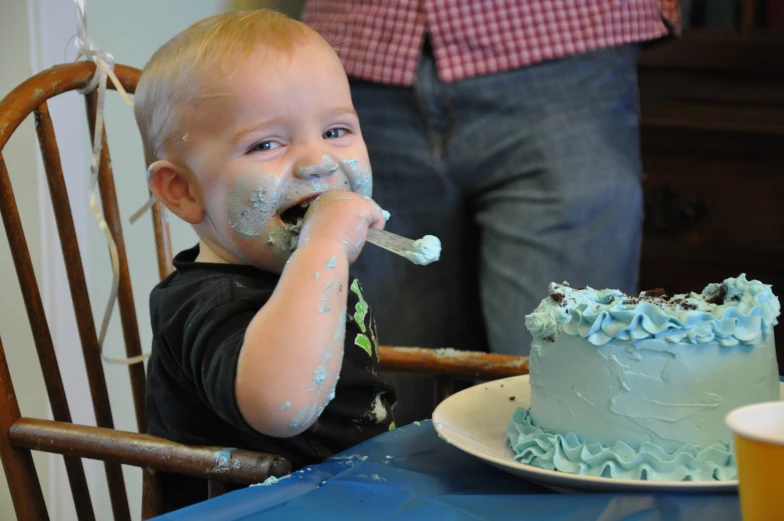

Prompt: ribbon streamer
xmin=129 ymin=194 xmax=158 ymax=224
xmin=74 ymin=0 xmax=149 ymax=365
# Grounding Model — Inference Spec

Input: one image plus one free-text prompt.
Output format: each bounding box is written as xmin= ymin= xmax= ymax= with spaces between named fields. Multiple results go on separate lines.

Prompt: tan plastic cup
xmin=726 ymin=402 xmax=784 ymax=521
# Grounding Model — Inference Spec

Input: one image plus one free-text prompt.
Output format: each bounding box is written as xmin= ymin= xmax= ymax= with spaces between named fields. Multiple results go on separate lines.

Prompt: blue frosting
xmin=525 ymin=274 xmax=780 ymax=346
xmin=507 ymin=408 xmax=736 ymax=481
xmin=403 ymin=235 xmax=441 ymax=266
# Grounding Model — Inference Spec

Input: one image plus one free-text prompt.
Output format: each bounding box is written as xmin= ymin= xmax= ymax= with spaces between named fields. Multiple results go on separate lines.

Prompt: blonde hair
xmin=134 ymin=10 xmax=311 ymax=163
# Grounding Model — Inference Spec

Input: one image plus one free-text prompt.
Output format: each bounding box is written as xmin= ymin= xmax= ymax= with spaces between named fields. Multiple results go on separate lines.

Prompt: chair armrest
xmin=378 ymin=346 xmax=529 ymax=380
xmin=8 ymin=418 xmax=291 ymax=486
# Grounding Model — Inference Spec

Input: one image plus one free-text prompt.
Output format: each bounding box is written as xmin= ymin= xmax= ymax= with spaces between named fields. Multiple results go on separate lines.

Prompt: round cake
xmin=506 ymin=274 xmax=780 ymax=481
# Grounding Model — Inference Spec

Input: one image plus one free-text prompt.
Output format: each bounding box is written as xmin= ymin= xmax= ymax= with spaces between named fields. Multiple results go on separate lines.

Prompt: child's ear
xmin=148 ymin=160 xmax=205 ymax=225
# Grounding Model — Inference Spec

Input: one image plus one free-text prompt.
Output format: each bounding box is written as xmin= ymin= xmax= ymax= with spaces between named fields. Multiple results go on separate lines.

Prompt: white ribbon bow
xmin=74 ymin=0 xmax=148 ymax=365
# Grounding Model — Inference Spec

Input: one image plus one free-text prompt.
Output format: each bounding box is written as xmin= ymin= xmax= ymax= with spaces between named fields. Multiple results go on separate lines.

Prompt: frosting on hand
xmin=524 ymin=274 xmax=780 ymax=346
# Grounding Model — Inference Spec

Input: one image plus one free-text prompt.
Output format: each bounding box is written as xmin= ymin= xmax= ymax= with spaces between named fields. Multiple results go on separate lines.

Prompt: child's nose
xmin=294 ymin=153 xmax=339 ymax=179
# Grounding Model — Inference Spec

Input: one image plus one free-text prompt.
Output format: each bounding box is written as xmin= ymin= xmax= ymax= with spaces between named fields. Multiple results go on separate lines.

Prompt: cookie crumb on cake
xmin=705 ymin=283 xmax=728 ymax=305
xmin=643 ymin=288 xmax=669 ymax=299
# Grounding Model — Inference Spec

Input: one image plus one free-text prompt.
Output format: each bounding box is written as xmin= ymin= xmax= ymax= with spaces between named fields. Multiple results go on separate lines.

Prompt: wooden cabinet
xmin=638 ymin=7 xmax=784 ymax=369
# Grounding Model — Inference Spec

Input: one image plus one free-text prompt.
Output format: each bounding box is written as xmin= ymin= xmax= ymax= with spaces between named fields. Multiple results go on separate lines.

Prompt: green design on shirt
xmin=351 ymin=279 xmax=368 ymax=333
xmin=354 ymin=333 xmax=372 ymax=357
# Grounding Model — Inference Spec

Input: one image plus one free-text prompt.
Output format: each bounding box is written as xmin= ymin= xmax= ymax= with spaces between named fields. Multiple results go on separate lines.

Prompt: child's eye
xmin=249 ymin=141 xmax=280 ymax=153
xmin=323 ymin=128 xmax=348 ymax=139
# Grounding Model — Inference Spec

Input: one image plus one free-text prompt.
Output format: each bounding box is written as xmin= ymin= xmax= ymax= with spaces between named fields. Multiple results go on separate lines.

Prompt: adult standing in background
xmin=301 ymin=0 xmax=680 ymax=424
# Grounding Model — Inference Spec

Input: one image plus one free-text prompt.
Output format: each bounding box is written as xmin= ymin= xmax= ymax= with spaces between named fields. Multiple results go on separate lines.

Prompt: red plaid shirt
xmin=302 ymin=0 xmax=680 ymax=85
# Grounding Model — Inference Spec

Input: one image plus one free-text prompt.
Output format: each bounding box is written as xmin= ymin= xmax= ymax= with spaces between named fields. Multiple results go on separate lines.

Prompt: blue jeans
xmin=351 ymin=44 xmax=643 ymax=422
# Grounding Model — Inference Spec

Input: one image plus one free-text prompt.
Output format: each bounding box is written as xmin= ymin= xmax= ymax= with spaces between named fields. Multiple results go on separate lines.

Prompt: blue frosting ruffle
xmin=525 ymin=274 xmax=780 ymax=346
xmin=506 ymin=408 xmax=736 ymax=481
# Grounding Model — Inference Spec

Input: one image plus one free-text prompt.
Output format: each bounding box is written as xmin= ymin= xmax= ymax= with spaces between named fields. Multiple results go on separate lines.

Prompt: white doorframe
xmin=25 ymin=0 xmax=96 ymax=519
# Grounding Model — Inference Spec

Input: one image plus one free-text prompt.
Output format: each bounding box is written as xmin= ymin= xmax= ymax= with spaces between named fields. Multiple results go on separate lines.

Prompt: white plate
xmin=432 ymin=375 xmax=784 ymax=493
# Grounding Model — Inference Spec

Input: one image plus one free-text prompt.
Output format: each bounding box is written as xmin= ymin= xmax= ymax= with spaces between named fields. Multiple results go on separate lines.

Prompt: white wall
xmin=0 ymin=1 xmax=227 ymax=520
xmin=0 ymin=0 xmax=50 ymax=515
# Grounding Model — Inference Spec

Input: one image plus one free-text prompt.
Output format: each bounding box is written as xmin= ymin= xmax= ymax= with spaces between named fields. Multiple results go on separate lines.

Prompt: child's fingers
xmin=368 ymin=207 xmax=386 ymax=230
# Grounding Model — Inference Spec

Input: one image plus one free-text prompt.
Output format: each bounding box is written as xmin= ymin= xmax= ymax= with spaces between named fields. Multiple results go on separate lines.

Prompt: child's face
xmin=177 ymin=34 xmax=373 ymax=270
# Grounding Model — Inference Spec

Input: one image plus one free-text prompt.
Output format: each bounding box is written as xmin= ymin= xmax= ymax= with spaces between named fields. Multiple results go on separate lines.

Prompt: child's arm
xmin=234 ymin=191 xmax=384 ymax=438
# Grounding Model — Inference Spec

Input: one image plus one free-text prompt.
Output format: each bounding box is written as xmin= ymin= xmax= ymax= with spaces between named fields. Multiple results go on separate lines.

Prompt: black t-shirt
xmin=146 ymin=245 xmax=396 ymax=511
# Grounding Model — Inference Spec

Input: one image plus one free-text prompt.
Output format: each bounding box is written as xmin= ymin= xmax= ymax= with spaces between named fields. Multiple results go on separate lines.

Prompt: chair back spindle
xmin=0 ymin=62 xmax=166 ymax=521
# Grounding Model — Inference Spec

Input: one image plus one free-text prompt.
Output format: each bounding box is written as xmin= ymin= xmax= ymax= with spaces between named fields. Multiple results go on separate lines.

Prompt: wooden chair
xmin=0 ymin=62 xmax=529 ymax=521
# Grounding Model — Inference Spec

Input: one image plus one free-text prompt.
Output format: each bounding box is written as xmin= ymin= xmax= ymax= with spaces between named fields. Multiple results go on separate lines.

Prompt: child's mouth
xmin=279 ymin=196 xmax=317 ymax=234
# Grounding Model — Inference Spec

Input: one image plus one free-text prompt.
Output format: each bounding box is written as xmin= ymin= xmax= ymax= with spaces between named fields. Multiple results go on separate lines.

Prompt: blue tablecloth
xmin=154 ymin=419 xmax=743 ymax=521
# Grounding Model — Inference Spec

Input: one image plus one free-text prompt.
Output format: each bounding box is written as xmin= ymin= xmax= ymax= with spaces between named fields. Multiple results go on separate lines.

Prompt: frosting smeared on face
xmin=222 ymin=156 xmax=374 ymax=263
xmin=225 ymin=171 xmax=281 ymax=238
xmin=297 ymin=154 xmax=339 ymax=178
xmin=341 ymin=158 xmax=373 ymax=197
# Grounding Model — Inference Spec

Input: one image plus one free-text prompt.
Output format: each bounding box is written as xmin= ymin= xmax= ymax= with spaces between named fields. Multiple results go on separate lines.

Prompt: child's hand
xmin=298 ymin=190 xmax=384 ymax=262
